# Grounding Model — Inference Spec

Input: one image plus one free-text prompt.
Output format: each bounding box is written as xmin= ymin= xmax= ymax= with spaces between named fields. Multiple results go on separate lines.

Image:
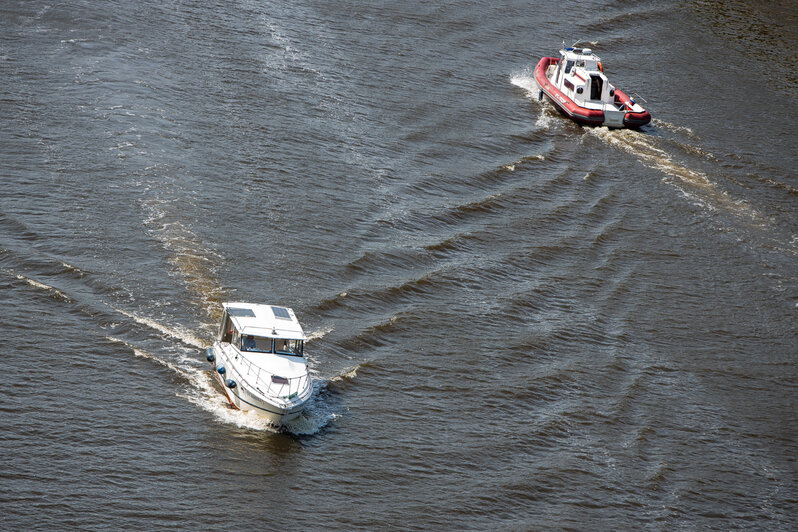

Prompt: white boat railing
xmin=234 ymin=351 xmax=309 ymax=402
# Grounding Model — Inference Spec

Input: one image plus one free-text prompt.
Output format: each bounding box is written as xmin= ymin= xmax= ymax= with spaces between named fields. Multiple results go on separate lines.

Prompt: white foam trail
xmin=535 ymin=109 xmax=557 ymax=129
xmin=109 ymin=304 xmax=342 ymax=435
xmin=4 ymin=269 xmax=72 ymax=301
xmin=108 ymin=335 xmax=285 ymax=432
xmin=183 ymin=376 xmax=339 ymax=435
xmin=510 ymin=69 xmax=538 ymax=96
xmin=511 ymin=70 xmax=748 ymax=218
xmin=330 ymin=364 xmax=362 ymax=383
xmin=191 ymin=367 xmax=351 ymax=435
xmin=511 ymin=71 xmax=559 ymax=130
xmin=109 ymin=292 xmax=336 ymax=434
xmin=306 ymin=326 xmax=334 ymax=342
xmin=58 ymin=260 xmax=84 ymax=276
xmin=584 ymin=127 xmax=764 ymax=223
xmin=184 ymin=389 xmax=283 ymax=433
xmin=141 ymin=198 xmax=226 ymax=321
xmin=652 ymin=118 xmax=698 ymax=139
xmin=108 ymin=336 xmax=194 ymax=378
xmin=282 ymin=403 xmax=340 ymax=436
xmin=111 ymin=305 xmax=207 ymax=348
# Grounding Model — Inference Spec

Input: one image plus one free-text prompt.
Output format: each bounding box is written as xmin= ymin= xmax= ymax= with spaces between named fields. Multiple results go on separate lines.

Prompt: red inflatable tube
xmin=613 ymin=88 xmax=652 ymax=127
xmin=534 ymin=57 xmax=651 ymax=128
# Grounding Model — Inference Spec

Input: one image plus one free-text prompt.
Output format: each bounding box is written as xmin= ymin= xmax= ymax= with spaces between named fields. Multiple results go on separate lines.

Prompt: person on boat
xmin=242 ymin=335 xmax=256 ymax=351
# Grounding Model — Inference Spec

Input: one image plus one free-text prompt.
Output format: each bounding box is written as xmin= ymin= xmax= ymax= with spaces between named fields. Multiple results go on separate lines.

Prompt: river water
xmin=2 ymin=0 xmax=796 ymax=529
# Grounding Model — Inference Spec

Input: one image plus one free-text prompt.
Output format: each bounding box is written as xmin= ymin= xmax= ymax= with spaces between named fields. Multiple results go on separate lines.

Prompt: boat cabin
xmin=552 ymin=47 xmax=615 ymax=108
xmin=217 ymin=302 xmax=306 ymax=357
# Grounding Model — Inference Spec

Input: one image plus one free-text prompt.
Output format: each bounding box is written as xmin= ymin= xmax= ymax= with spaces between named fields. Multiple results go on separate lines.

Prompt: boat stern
xmin=623 ymin=110 xmax=652 ymax=128
xmin=602 ymin=108 xmax=625 ymax=128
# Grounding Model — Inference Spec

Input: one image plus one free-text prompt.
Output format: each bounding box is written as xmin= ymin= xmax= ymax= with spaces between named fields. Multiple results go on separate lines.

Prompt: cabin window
xmin=564 ymin=79 xmax=574 ymax=92
xmin=275 ymin=339 xmax=304 ymax=357
xmin=590 ymin=75 xmax=603 ymax=100
xmin=220 ymin=315 xmax=233 ymax=342
xmin=240 ymin=335 xmax=274 ymax=353
xmin=564 ymin=60 xmax=574 ymax=74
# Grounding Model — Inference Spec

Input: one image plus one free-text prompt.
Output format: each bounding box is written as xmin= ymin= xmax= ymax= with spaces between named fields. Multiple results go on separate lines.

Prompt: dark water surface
xmin=2 ymin=0 xmax=796 ymax=529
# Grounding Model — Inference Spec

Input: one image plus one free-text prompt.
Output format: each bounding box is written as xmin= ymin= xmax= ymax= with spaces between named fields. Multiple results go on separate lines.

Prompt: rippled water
xmin=2 ymin=0 xmax=796 ymax=529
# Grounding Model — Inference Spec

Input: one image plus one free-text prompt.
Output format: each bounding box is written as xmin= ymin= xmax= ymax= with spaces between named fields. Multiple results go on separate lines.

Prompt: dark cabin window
xmin=564 ymin=60 xmax=574 ymax=74
xmin=221 ymin=316 xmax=233 ymax=342
xmin=590 ymin=75 xmax=603 ymax=100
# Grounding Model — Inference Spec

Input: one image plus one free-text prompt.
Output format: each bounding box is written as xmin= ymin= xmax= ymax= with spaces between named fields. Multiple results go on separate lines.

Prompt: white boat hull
xmin=209 ymin=343 xmax=312 ymax=425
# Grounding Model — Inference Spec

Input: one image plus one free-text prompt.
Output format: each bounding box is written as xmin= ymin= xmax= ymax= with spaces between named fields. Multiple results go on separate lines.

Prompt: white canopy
xmin=222 ymin=302 xmax=307 ymax=340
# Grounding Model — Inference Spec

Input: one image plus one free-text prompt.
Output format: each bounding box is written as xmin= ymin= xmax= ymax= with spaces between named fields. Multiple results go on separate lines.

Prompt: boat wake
xmin=142 ymin=198 xmax=226 ymax=324
xmin=188 ymin=374 xmax=343 ymax=436
xmin=3 ymin=268 xmax=73 ymax=302
xmin=109 ymin=331 xmax=343 ymax=435
xmin=111 ymin=305 xmax=207 ymax=349
xmin=4 ymin=165 xmax=347 ymax=438
xmin=105 ymin=336 xmax=264 ymax=429
xmin=510 ymin=71 xmax=568 ymax=130
xmin=306 ymin=326 xmax=334 ymax=342
xmin=510 ymin=68 xmax=537 ymax=96
xmin=583 ymin=126 xmax=765 ymax=224
xmin=511 ymin=70 xmax=765 ymax=224
xmin=121 ymin=310 xmax=343 ymax=435
xmin=107 ymin=336 xmax=201 ymax=383
xmin=281 ymin=381 xmax=343 ymax=436
xmin=3 ymin=258 xmax=342 ymax=436
xmin=330 ymin=363 xmax=364 ymax=383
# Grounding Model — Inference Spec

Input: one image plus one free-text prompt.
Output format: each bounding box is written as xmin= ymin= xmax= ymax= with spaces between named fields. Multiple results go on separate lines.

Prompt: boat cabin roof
xmin=560 ymin=47 xmax=601 ymax=71
xmin=222 ymin=302 xmax=306 ymax=340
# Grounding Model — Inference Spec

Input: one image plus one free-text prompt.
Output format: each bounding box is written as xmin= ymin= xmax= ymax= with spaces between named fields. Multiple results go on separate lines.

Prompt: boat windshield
xmin=275 ymin=338 xmax=304 ymax=357
xmin=239 ymin=335 xmax=304 ymax=356
xmin=240 ymin=335 xmax=272 ymax=353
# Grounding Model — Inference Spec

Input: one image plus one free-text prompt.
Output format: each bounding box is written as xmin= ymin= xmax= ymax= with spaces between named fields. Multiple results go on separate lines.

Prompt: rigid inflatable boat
xmin=535 ymin=45 xmax=651 ymax=128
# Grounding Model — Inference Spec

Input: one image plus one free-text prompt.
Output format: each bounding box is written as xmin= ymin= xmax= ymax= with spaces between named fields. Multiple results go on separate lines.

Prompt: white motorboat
xmin=206 ymin=302 xmax=313 ymax=425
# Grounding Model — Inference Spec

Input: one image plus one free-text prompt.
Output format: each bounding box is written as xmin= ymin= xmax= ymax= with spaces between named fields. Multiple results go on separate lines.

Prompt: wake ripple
xmin=511 ymin=71 xmax=767 ymax=225
xmin=4 ymin=268 xmax=73 ymax=302
xmin=583 ymin=126 xmax=765 ymax=223
xmin=2 ymin=254 xmax=341 ymax=435
xmin=111 ymin=306 xmax=207 ymax=349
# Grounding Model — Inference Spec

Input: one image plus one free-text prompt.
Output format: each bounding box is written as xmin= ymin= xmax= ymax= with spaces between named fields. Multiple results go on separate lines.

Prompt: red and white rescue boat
xmin=535 ymin=46 xmax=651 ymax=128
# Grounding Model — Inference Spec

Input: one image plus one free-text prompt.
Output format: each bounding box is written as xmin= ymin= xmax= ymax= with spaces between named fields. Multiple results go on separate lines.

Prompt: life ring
xmin=598 ymin=62 xmax=603 ymax=72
